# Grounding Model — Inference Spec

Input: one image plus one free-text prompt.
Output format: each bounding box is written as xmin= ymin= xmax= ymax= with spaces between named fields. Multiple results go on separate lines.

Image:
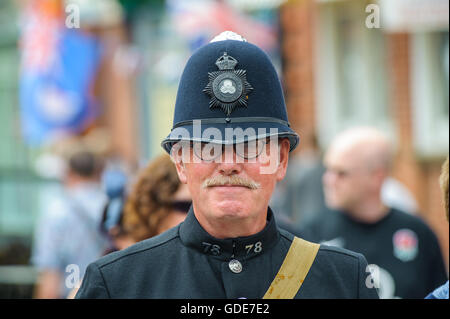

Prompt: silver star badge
xmin=203 ymin=52 xmax=253 ymax=116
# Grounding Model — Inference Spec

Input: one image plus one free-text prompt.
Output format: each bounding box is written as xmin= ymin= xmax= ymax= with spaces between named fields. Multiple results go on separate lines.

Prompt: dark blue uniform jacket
xmin=76 ymin=207 xmax=379 ymax=299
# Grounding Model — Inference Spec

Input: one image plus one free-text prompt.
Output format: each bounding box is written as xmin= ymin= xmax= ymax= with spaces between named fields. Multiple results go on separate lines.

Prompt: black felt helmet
xmin=161 ymin=32 xmax=299 ymax=154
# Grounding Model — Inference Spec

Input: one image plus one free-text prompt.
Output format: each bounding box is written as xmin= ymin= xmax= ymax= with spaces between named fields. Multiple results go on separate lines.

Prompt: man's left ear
xmin=276 ymin=138 xmax=290 ymax=181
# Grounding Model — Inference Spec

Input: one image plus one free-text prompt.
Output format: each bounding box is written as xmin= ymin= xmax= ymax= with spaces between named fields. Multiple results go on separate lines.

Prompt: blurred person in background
xmin=31 ymin=150 xmax=109 ymax=299
xmin=271 ymin=132 xmax=419 ymax=235
xmin=121 ymin=153 xmax=191 ymax=243
xmin=270 ymin=132 xmax=332 ymax=231
xmin=426 ymin=157 xmax=449 ymax=299
xmin=98 ymin=166 xmax=134 ymax=254
xmin=67 ymin=153 xmax=190 ymax=298
xmin=300 ymin=127 xmax=447 ymax=299
xmin=96 ymin=153 xmax=191 ymax=251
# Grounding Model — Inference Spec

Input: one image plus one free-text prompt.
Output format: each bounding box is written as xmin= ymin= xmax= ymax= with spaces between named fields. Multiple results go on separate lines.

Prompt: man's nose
xmin=217 ymin=145 xmax=242 ymax=176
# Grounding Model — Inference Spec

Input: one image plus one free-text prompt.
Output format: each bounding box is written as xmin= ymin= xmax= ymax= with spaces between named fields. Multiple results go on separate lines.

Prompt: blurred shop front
xmin=0 ymin=0 xmax=137 ymax=297
xmin=280 ymin=0 xmax=449 ymax=270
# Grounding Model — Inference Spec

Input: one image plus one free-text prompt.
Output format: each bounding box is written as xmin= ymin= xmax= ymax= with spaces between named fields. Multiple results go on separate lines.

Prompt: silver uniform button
xmin=228 ymin=259 xmax=243 ymax=274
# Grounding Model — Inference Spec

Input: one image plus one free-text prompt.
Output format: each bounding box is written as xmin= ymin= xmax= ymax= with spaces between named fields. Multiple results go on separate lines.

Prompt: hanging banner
xmin=19 ymin=0 xmax=102 ymax=146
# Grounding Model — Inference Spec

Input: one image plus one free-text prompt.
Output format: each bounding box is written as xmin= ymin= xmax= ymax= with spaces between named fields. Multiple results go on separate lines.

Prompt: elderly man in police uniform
xmin=76 ymin=32 xmax=379 ymax=299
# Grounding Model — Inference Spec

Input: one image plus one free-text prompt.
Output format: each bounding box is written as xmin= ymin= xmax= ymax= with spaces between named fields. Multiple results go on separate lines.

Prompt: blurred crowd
xmin=0 ymin=0 xmax=448 ymax=299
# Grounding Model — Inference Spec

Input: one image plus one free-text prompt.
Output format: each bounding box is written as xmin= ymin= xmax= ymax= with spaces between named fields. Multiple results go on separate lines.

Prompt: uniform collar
xmin=179 ymin=205 xmax=280 ymax=261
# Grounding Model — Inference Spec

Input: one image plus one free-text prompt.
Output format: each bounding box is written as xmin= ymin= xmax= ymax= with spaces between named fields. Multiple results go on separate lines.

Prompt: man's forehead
xmin=324 ymin=146 xmax=361 ymax=170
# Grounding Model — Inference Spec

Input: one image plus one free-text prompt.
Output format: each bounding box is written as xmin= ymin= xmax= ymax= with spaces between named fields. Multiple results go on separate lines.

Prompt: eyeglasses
xmin=190 ymin=138 xmax=272 ymax=161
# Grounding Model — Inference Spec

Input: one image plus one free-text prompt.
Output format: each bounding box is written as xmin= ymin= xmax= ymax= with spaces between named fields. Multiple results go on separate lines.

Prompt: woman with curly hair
xmin=122 ymin=153 xmax=191 ymax=243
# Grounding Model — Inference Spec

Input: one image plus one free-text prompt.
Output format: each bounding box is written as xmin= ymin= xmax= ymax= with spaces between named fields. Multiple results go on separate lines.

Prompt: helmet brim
xmin=161 ymin=120 xmax=299 ymax=154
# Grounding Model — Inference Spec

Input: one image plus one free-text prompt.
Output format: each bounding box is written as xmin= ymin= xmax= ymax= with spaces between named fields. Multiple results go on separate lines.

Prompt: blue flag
xmin=20 ymin=27 xmax=102 ymax=145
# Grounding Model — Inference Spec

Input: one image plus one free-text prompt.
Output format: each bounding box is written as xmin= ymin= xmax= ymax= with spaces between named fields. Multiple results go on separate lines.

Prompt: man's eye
xmin=336 ymin=170 xmax=349 ymax=178
xmin=192 ymin=142 xmax=222 ymax=161
xmin=235 ymin=140 xmax=266 ymax=159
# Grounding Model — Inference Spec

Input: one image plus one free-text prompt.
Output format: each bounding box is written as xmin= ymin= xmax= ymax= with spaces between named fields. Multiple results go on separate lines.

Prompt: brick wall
xmin=280 ymin=0 xmax=317 ymax=154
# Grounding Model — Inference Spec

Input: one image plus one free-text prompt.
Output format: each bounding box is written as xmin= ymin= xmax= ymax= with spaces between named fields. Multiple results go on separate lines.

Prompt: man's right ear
xmin=170 ymin=143 xmax=188 ymax=184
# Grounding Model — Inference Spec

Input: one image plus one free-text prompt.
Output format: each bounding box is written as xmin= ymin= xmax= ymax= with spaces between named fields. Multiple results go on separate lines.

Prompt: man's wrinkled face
xmin=172 ymin=138 xmax=290 ymax=223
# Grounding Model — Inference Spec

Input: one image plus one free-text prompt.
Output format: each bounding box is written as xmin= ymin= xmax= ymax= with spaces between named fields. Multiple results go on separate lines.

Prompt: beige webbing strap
xmin=263 ymin=237 xmax=320 ymax=299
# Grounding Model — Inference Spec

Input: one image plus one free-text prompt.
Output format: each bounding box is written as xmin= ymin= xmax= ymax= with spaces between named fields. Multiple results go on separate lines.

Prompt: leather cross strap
xmin=263 ymin=237 xmax=320 ymax=299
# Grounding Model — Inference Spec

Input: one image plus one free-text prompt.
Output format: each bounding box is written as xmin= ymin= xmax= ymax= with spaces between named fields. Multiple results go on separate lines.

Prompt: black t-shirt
xmin=299 ymin=208 xmax=448 ymax=299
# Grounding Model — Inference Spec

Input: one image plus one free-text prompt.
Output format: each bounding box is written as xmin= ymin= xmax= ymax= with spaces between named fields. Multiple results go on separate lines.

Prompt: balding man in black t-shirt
xmin=300 ymin=127 xmax=447 ymax=299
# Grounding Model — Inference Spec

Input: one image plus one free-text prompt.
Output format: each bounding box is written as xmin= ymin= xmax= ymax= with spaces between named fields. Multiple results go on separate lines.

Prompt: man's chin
xmin=324 ymin=196 xmax=342 ymax=210
xmin=210 ymin=202 xmax=251 ymax=219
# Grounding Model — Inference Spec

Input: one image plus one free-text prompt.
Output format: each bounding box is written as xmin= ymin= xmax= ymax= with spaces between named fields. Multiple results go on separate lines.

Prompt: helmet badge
xmin=203 ymin=52 xmax=253 ymax=116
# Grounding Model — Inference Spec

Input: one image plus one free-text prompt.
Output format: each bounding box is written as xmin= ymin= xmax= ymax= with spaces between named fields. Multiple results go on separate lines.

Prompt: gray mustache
xmin=202 ymin=175 xmax=260 ymax=190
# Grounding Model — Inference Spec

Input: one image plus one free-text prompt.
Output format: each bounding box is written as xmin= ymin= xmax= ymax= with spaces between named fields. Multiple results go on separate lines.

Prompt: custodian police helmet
xmin=161 ymin=31 xmax=299 ymax=154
